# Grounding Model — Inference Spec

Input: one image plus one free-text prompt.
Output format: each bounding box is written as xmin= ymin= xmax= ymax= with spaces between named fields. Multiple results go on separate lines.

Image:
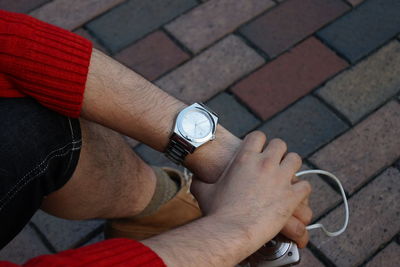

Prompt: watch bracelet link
xmin=165 ymin=133 xmax=195 ymax=165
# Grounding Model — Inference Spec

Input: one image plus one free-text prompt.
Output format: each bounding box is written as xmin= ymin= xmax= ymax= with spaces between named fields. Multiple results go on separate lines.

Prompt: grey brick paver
xmin=86 ymin=0 xmax=198 ymax=53
xmin=347 ymin=0 xmax=365 ymax=6
xmin=156 ymin=35 xmax=265 ymax=103
xmin=365 ymin=242 xmax=400 ymax=267
xmin=0 ymin=0 xmax=50 ymax=13
xmin=310 ymin=168 xmax=400 ymax=266
xmin=240 ymin=0 xmax=349 ymax=57
xmin=0 ymin=224 xmax=51 ymax=264
xmin=30 ymin=0 xmax=125 ymax=31
xmin=206 ymin=93 xmax=260 ymax=137
xmin=317 ymin=41 xmax=400 ymax=124
xmin=74 ymin=28 xmax=108 ymax=53
xmin=317 ymin=0 xmax=400 ymax=63
xmin=31 ymin=210 xmax=104 ymax=251
xmin=166 ymin=0 xmax=275 ymax=53
xmin=310 ymin=101 xmax=400 ymax=194
xmin=297 ymin=248 xmax=324 ymax=267
xmin=258 ymin=96 xmax=348 ymax=157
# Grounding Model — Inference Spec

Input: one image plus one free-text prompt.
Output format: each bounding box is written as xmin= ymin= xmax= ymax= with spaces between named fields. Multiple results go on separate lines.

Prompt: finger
xmin=262 ymin=138 xmax=287 ymax=164
xmin=292 ymin=176 xmax=309 ymax=206
xmin=280 ymin=152 xmax=302 ymax=176
xmin=237 ymin=131 xmax=267 ymax=156
xmin=280 ymin=216 xmax=309 ymax=248
xmin=292 ymin=180 xmax=312 ymax=206
xmin=292 ymin=203 xmax=313 ymax=226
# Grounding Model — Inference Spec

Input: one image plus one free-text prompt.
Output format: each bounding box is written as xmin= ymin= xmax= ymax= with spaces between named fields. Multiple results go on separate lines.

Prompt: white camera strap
xmin=295 ymin=170 xmax=349 ymax=237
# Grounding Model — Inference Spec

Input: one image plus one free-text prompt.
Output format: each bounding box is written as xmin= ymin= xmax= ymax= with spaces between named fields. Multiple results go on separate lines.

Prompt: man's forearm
xmin=142 ymin=215 xmax=257 ymax=267
xmin=81 ymin=49 xmax=240 ymax=182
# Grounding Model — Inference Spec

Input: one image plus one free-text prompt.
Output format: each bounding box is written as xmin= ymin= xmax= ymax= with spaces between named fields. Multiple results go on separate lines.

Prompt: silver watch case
xmin=174 ymin=102 xmax=218 ymax=148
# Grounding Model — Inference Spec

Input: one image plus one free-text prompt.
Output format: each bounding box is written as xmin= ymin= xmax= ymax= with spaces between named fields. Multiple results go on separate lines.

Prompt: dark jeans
xmin=0 ymin=98 xmax=81 ymax=249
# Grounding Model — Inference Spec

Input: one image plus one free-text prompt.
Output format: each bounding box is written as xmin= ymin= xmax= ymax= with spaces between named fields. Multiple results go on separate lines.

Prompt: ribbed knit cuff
xmin=24 ymin=238 xmax=166 ymax=267
xmin=0 ymin=10 xmax=93 ymax=118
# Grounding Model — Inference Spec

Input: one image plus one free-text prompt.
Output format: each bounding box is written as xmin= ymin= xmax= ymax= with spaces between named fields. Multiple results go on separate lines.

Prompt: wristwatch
xmin=165 ymin=103 xmax=218 ymax=165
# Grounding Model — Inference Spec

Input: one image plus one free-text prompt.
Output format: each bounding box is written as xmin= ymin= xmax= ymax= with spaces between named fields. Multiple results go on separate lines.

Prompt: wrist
xmin=184 ymin=125 xmax=241 ymax=183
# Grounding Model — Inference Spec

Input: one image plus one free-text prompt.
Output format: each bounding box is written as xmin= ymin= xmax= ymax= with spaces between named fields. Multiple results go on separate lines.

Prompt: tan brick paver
xmin=166 ymin=0 xmax=275 ymax=53
xmin=310 ymin=101 xmax=400 ymax=194
xmin=310 ymin=168 xmax=400 ymax=266
xmin=156 ymin=35 xmax=265 ymax=103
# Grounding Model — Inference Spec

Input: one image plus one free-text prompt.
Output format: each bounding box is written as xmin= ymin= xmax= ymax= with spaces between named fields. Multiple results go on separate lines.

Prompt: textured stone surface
xmin=317 ymin=0 xmax=400 ymax=63
xmin=318 ymin=41 xmax=400 ymax=124
xmin=300 ymin=165 xmax=342 ymax=221
xmin=0 ymin=224 xmax=51 ymax=264
xmin=347 ymin=0 xmax=365 ymax=6
xmin=74 ymin=28 xmax=108 ymax=53
xmin=156 ymin=35 xmax=265 ymax=103
xmin=115 ymin=31 xmax=189 ymax=81
xmin=310 ymin=101 xmax=400 ymax=194
xmin=31 ymin=210 xmax=104 ymax=251
xmin=0 ymin=0 xmax=50 ymax=13
xmin=86 ymin=0 xmax=198 ymax=53
xmin=166 ymin=0 xmax=275 ymax=53
xmin=206 ymin=93 xmax=260 ymax=137
xmin=310 ymin=168 xmax=400 ymax=266
xmin=365 ymin=242 xmax=400 ymax=267
xmin=240 ymin=0 xmax=349 ymax=57
xmin=232 ymin=38 xmax=348 ymax=120
xmin=297 ymin=248 xmax=324 ymax=267
xmin=395 ymin=159 xmax=400 ymax=171
xmin=30 ymin=0 xmax=125 ymax=30
xmin=258 ymin=96 xmax=348 ymax=157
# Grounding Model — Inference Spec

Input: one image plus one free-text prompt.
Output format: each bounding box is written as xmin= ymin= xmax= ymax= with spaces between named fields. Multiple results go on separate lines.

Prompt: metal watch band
xmin=165 ymin=133 xmax=195 ymax=165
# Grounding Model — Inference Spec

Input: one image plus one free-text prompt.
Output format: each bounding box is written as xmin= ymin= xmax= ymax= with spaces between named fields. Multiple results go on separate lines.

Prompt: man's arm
xmin=81 ymin=49 xmax=312 ymax=248
xmin=82 ymin=49 xmax=240 ymax=183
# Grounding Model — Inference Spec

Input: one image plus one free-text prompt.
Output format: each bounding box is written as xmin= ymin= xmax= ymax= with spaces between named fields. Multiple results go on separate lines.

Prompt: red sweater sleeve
xmin=0 ymin=10 xmax=92 ymax=118
xmin=0 ymin=238 xmax=166 ymax=267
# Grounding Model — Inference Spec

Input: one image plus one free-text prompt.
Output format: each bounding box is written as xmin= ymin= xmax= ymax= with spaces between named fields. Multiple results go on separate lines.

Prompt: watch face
xmin=180 ymin=110 xmax=213 ymax=140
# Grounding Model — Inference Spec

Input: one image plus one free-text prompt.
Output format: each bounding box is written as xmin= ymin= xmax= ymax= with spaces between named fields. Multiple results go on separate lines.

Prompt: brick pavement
xmin=1 ymin=0 xmax=400 ymax=266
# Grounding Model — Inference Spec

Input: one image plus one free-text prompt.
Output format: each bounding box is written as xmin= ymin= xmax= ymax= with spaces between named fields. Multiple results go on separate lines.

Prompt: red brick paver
xmin=240 ymin=0 xmax=350 ymax=57
xmin=310 ymin=101 xmax=400 ymax=194
xmin=115 ymin=31 xmax=189 ymax=81
xmin=166 ymin=0 xmax=275 ymax=53
xmin=232 ymin=37 xmax=348 ymax=120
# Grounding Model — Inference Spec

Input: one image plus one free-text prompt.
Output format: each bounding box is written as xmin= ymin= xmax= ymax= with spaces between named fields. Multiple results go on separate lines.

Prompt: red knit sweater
xmin=0 ymin=10 xmax=165 ymax=267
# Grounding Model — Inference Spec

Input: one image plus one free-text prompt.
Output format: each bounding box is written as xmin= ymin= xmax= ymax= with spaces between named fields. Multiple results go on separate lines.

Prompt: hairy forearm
xmin=142 ymin=215 xmax=256 ymax=267
xmin=81 ymin=49 xmax=240 ymax=182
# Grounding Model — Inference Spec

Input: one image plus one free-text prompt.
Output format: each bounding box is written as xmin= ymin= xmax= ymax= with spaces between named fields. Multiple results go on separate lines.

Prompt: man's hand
xmin=192 ymin=133 xmax=312 ymax=248
xmin=143 ymin=131 xmax=311 ymax=266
